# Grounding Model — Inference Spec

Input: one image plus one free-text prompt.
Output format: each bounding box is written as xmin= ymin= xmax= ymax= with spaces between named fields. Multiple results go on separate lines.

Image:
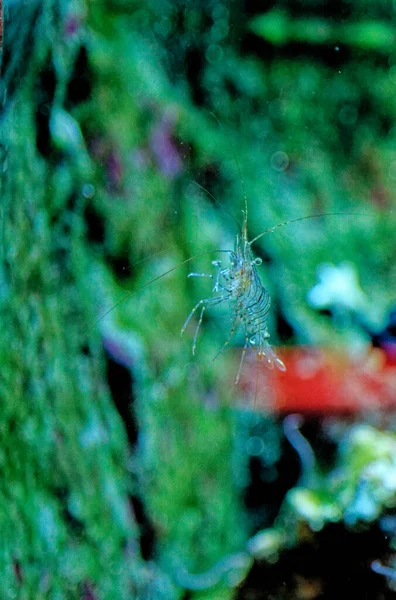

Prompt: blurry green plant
xmin=251 ymin=10 xmax=396 ymax=52
xmin=0 ymin=1 xmax=148 ymax=598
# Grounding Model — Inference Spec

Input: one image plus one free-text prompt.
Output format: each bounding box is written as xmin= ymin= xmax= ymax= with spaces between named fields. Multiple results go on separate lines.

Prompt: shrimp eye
xmin=253 ymin=258 xmax=262 ymax=266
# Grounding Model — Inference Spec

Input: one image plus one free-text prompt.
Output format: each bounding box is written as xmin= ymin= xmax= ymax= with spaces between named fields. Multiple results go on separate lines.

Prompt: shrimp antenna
xmin=130 ymin=248 xmax=171 ymax=268
xmin=248 ymin=212 xmax=371 ymax=246
xmin=91 ymin=248 xmax=231 ymax=329
xmin=209 ymin=112 xmax=248 ymax=234
xmin=191 ymin=180 xmax=241 ymax=231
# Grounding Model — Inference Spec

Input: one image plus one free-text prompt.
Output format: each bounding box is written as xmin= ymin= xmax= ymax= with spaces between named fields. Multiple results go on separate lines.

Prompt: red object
xmin=238 ymin=346 xmax=396 ymax=414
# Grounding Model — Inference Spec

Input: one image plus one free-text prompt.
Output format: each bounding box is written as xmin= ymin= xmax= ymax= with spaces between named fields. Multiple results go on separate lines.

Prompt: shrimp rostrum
xmin=181 ymin=212 xmax=286 ymax=384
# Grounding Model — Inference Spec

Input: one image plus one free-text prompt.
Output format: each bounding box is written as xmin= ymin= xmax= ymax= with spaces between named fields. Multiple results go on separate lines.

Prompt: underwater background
xmin=1 ymin=0 xmax=396 ymax=598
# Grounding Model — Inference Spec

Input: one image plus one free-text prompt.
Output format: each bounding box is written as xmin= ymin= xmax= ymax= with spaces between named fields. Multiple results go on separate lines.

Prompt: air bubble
xmin=270 ymin=151 xmax=289 ymax=172
xmin=246 ymin=436 xmax=265 ymax=456
xmin=206 ymin=44 xmax=223 ymax=64
xmin=82 ymin=183 xmax=95 ymax=198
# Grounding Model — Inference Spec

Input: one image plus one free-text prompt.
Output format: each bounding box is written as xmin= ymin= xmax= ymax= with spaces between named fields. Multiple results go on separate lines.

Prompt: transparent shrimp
xmin=93 ymin=127 xmax=366 ymax=391
xmin=180 ymin=181 xmax=286 ymax=383
xmin=94 ymin=207 xmax=363 ymax=388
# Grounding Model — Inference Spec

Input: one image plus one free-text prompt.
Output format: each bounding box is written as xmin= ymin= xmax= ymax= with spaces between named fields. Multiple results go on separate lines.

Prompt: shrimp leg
xmin=181 ymin=295 xmax=228 ymax=355
xmin=187 ymin=272 xmax=214 ymax=279
xmin=235 ymin=332 xmax=250 ymax=384
xmin=212 ymin=311 xmax=240 ymax=364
